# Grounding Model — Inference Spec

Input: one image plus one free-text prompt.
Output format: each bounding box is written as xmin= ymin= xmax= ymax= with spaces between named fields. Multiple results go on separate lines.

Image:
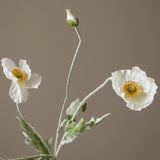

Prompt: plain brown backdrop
xmin=0 ymin=0 xmax=160 ymax=160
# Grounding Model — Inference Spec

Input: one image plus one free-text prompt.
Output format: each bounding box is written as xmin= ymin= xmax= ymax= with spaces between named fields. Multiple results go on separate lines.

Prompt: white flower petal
xmin=125 ymin=93 xmax=147 ymax=111
xmin=141 ymin=77 xmax=157 ymax=94
xmin=25 ymin=73 xmax=42 ymax=88
xmin=1 ymin=58 xmax=16 ymax=80
xmin=126 ymin=95 xmax=152 ymax=111
xmin=19 ymin=59 xmax=31 ymax=80
xmin=111 ymin=71 xmax=123 ymax=93
xmin=9 ymin=82 xmax=29 ymax=104
xmin=111 ymin=69 xmax=130 ymax=98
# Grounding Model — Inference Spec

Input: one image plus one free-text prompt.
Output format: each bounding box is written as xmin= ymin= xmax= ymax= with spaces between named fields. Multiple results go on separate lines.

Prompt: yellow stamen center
xmin=123 ymin=81 xmax=141 ymax=97
xmin=12 ymin=69 xmax=25 ymax=82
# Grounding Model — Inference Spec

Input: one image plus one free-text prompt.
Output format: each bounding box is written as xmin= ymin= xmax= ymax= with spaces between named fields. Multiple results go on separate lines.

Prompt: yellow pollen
xmin=12 ymin=69 xmax=25 ymax=82
xmin=123 ymin=81 xmax=141 ymax=97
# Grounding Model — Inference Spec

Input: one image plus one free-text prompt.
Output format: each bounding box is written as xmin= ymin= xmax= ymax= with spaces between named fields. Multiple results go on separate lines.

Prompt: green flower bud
xmin=65 ymin=9 xmax=79 ymax=26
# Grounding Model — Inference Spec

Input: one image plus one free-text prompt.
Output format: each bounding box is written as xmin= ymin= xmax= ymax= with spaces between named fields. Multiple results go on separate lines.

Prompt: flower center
xmin=123 ymin=81 xmax=141 ymax=97
xmin=12 ymin=69 xmax=25 ymax=82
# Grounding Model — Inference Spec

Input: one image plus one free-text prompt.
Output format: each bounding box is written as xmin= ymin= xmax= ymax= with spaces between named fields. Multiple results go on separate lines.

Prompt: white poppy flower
xmin=1 ymin=58 xmax=42 ymax=104
xmin=111 ymin=66 xmax=158 ymax=111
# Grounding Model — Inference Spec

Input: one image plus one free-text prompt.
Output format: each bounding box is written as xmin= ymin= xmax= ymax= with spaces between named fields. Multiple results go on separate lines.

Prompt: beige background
xmin=0 ymin=0 xmax=160 ymax=160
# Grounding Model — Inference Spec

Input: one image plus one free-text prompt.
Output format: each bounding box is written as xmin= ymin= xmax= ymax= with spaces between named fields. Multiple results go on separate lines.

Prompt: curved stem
xmin=54 ymin=27 xmax=81 ymax=156
xmin=9 ymin=154 xmax=54 ymax=160
xmin=72 ymin=77 xmax=112 ymax=120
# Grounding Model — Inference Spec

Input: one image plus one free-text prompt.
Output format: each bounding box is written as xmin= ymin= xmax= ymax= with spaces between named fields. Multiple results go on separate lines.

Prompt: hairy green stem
xmin=54 ymin=27 xmax=81 ymax=156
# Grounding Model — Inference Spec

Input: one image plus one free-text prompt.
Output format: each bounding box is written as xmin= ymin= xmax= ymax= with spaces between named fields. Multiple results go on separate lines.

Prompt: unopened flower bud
xmin=65 ymin=9 xmax=78 ymax=27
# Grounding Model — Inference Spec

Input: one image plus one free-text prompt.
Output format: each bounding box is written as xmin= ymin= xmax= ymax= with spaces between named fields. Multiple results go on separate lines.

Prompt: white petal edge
xmin=9 ymin=82 xmax=29 ymax=104
xmin=25 ymin=73 xmax=42 ymax=89
xmin=1 ymin=58 xmax=16 ymax=80
xmin=130 ymin=67 xmax=147 ymax=82
xmin=19 ymin=59 xmax=31 ymax=81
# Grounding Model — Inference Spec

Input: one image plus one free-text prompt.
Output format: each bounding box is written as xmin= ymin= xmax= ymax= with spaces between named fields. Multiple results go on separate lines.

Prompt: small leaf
xmin=81 ymin=103 xmax=87 ymax=112
xmin=45 ymin=136 xmax=53 ymax=153
xmin=65 ymin=121 xmax=76 ymax=136
xmin=66 ymin=98 xmax=81 ymax=116
xmin=62 ymin=118 xmax=85 ymax=145
xmin=46 ymin=137 xmax=53 ymax=147
xmin=72 ymin=118 xmax=85 ymax=136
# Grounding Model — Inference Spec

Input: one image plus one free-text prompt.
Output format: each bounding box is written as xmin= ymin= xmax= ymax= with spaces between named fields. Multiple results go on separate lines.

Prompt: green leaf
xmin=65 ymin=121 xmax=76 ymax=136
xmin=62 ymin=113 xmax=110 ymax=145
xmin=18 ymin=117 xmax=51 ymax=155
xmin=71 ymin=118 xmax=85 ymax=136
xmin=81 ymin=103 xmax=87 ymax=112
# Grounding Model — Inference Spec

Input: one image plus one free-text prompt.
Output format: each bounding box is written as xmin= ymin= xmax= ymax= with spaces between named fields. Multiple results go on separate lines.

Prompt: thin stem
xmin=9 ymin=154 xmax=54 ymax=160
xmin=72 ymin=77 xmax=112 ymax=120
xmin=54 ymin=27 xmax=81 ymax=156
xmin=55 ymin=135 xmax=65 ymax=157
xmin=16 ymin=104 xmax=24 ymax=119
xmin=0 ymin=154 xmax=8 ymax=160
